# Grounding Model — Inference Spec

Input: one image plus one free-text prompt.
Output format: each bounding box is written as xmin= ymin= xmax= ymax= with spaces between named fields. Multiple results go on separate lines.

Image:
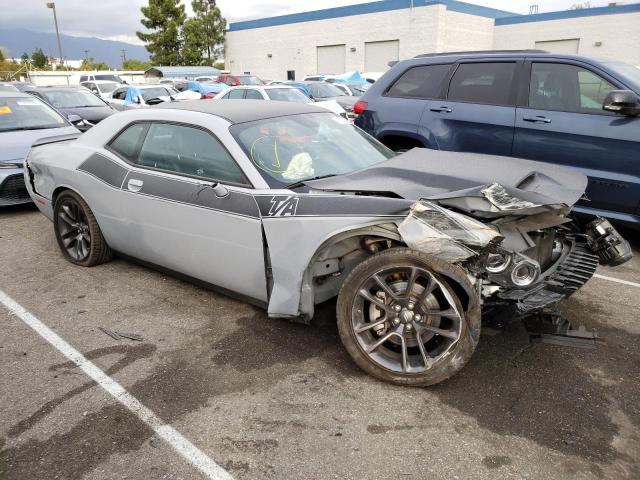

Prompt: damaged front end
xmin=397 ymin=186 xmax=632 ymax=325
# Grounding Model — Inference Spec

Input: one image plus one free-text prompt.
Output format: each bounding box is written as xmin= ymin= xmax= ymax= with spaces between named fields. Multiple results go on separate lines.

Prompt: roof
xmin=228 ymin=0 xmax=640 ymax=32
xmin=81 ymin=80 xmax=121 ymax=84
xmin=156 ymin=100 xmax=327 ymax=124
xmin=145 ymin=66 xmax=221 ymax=78
xmin=228 ymin=0 xmax=517 ymax=32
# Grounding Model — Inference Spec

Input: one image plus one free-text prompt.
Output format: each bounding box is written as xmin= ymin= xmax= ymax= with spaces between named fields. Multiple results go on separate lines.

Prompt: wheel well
xmin=51 ymin=186 xmax=71 ymax=205
xmin=379 ymin=135 xmax=425 ymax=152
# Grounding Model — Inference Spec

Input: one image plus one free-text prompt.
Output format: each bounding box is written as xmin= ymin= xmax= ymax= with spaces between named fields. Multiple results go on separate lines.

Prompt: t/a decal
xmin=268 ymin=196 xmax=299 ymax=217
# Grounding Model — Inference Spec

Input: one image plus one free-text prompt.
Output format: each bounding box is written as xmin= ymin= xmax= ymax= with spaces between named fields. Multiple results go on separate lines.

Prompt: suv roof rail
xmin=413 ymin=49 xmax=549 ymax=58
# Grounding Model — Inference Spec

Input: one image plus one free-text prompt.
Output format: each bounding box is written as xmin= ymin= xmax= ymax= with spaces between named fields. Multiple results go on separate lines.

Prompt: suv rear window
xmin=448 ymin=62 xmax=516 ymax=106
xmin=386 ymin=64 xmax=450 ymax=99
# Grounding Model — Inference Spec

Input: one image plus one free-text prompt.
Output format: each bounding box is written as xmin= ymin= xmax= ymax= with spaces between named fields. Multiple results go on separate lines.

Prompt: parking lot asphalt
xmin=1 ymin=204 xmax=639 ymax=480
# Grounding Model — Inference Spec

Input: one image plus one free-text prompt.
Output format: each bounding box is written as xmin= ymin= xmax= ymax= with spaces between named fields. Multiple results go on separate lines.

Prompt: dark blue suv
xmin=355 ymin=51 xmax=640 ymax=226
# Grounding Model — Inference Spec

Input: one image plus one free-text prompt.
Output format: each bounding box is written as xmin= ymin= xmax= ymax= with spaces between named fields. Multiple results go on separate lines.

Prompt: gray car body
xmin=1 ymin=92 xmax=79 ymax=206
xmin=23 ymin=101 xmax=588 ymax=320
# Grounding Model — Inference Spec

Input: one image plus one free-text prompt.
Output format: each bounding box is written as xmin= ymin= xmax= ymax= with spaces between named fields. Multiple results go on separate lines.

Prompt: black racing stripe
xmin=255 ymin=194 xmax=412 ymax=218
xmin=77 ymin=153 xmax=128 ymax=189
xmin=129 ymin=171 xmax=260 ymax=218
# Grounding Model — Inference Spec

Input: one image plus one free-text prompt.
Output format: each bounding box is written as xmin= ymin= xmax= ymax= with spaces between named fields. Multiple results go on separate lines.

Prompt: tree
xmin=20 ymin=52 xmax=30 ymax=64
xmin=0 ymin=48 xmax=4 ymax=63
xmin=122 ymin=58 xmax=152 ymax=70
xmin=80 ymin=58 xmax=110 ymax=71
xmin=191 ymin=0 xmax=226 ymax=65
xmin=31 ymin=48 xmax=48 ymax=69
xmin=137 ymin=0 xmax=185 ymax=65
xmin=182 ymin=17 xmax=206 ymax=65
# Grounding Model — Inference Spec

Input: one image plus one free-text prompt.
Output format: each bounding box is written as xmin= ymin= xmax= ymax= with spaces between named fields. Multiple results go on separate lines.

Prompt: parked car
xmin=294 ymin=81 xmax=359 ymax=120
xmin=332 ymin=82 xmax=370 ymax=96
xmin=23 ymin=101 xmax=630 ymax=385
xmin=30 ymin=86 xmax=116 ymax=131
xmin=355 ymin=51 xmax=640 ymax=226
xmin=303 ymin=75 xmax=330 ymax=81
xmin=9 ymin=81 xmax=36 ymax=93
xmin=178 ymin=80 xmax=227 ymax=99
xmin=195 ymin=76 xmax=217 ymax=83
xmin=0 ymin=91 xmax=78 ymax=206
xmin=79 ymin=73 xmax=125 ymax=84
xmin=0 ymin=83 xmax=19 ymax=92
xmin=216 ymin=73 xmax=264 ymax=87
xmin=215 ymin=85 xmax=347 ymax=117
xmin=81 ymin=80 xmax=121 ymax=100
xmin=362 ymin=72 xmax=384 ymax=84
xmin=107 ymin=84 xmax=178 ymax=110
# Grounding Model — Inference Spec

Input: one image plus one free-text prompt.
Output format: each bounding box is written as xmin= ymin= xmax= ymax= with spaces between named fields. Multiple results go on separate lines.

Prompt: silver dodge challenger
xmin=24 ymin=101 xmax=631 ymax=386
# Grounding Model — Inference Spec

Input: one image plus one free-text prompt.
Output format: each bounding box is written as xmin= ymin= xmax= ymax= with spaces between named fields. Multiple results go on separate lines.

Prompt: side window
xmin=80 ymin=75 xmax=87 ymax=83
xmin=225 ymin=77 xmax=235 ymax=86
xmin=108 ymin=123 xmax=148 ymax=161
xmin=227 ymin=89 xmax=245 ymax=99
xmin=529 ymin=63 xmax=617 ymax=113
xmin=244 ymin=89 xmax=264 ymax=100
xmin=136 ymin=123 xmax=246 ymax=184
xmin=112 ymin=88 xmax=126 ymax=100
xmin=448 ymin=62 xmax=517 ymax=106
xmin=386 ymin=64 xmax=451 ymax=99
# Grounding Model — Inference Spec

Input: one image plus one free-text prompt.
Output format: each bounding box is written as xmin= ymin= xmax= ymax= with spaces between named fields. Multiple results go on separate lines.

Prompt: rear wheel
xmin=337 ymin=248 xmax=480 ymax=386
xmin=53 ymin=190 xmax=112 ymax=267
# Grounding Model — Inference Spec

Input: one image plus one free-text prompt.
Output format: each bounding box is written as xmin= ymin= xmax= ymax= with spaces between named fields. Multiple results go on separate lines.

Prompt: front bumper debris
xmin=497 ymin=235 xmax=599 ymax=314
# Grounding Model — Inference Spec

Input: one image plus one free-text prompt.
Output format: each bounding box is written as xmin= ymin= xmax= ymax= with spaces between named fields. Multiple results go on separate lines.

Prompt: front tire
xmin=336 ymin=248 xmax=480 ymax=386
xmin=53 ymin=190 xmax=112 ymax=267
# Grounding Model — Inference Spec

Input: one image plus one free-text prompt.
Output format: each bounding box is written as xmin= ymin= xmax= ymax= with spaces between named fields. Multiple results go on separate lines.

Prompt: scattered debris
xmin=99 ymin=327 xmax=143 ymax=342
xmin=523 ymin=311 xmax=603 ymax=348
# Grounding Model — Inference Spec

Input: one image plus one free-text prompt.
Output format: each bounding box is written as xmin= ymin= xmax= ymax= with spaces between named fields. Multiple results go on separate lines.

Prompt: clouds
xmin=0 ymin=0 xmax=592 ymax=46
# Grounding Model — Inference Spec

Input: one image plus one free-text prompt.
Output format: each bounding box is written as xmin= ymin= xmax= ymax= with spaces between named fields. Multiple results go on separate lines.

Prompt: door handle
xmin=523 ymin=116 xmax=552 ymax=124
xmin=127 ymin=178 xmax=143 ymax=192
xmin=430 ymin=106 xmax=452 ymax=113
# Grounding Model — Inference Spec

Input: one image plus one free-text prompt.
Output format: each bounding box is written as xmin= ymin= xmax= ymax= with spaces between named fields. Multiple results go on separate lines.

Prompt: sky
xmin=0 ymin=0 xmax=635 ymax=45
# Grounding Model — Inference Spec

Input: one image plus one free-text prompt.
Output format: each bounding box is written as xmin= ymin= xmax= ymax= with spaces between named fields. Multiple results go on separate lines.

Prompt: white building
xmin=225 ymin=0 xmax=640 ymax=80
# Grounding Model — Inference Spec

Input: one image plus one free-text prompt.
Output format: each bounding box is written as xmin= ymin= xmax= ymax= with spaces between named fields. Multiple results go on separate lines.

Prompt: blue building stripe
xmin=228 ymin=0 xmax=516 ymax=32
xmin=495 ymin=3 xmax=640 ymax=25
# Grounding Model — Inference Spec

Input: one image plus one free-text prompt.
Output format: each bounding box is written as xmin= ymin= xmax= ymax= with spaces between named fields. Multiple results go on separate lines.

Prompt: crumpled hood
xmin=0 ymin=125 xmax=79 ymax=163
xmin=306 ymin=148 xmax=588 ymax=217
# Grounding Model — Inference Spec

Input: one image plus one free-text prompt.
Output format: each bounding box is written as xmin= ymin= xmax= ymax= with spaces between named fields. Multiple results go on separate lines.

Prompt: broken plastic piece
xmin=523 ymin=311 xmax=602 ymax=349
xmin=99 ymin=327 xmax=143 ymax=342
xmin=398 ymin=201 xmax=502 ymax=262
xmin=481 ymin=183 xmax=539 ymax=211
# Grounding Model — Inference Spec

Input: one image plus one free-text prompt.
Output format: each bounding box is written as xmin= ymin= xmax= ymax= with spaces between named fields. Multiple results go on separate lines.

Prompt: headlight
xmin=485 ymin=252 xmax=511 ymax=273
xmin=510 ymin=261 xmax=539 ymax=287
xmin=0 ymin=162 xmax=22 ymax=169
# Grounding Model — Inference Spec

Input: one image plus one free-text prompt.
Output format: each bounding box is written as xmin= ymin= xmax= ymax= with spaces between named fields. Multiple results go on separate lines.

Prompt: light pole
xmin=46 ymin=2 xmax=68 ymax=84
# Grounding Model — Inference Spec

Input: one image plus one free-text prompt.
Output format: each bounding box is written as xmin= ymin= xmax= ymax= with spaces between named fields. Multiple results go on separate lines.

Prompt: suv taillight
xmin=353 ymin=100 xmax=368 ymax=115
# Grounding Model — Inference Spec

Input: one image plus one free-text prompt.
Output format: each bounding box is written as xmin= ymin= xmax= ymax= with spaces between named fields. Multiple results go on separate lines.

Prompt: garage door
xmin=365 ymin=40 xmax=399 ymax=72
xmin=317 ymin=45 xmax=346 ymax=75
xmin=534 ymin=39 xmax=580 ymax=54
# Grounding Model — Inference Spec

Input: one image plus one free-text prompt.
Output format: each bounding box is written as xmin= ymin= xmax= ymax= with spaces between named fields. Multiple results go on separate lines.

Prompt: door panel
xmin=419 ymin=61 xmax=519 ymax=156
xmin=121 ymin=169 xmax=267 ymax=301
xmin=514 ymin=109 xmax=640 ymax=215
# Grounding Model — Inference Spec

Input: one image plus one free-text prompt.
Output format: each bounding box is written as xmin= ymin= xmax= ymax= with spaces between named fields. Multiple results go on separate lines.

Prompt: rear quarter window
xmin=386 ymin=64 xmax=451 ymax=99
xmin=108 ymin=123 xmax=148 ymax=161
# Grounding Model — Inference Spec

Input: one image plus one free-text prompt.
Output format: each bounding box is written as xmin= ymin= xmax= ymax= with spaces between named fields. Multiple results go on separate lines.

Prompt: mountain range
xmin=0 ymin=28 xmax=149 ymax=67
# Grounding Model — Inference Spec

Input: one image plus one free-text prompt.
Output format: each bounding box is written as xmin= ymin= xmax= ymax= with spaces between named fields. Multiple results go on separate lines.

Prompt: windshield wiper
xmin=285 ymin=174 xmax=337 ymax=190
xmin=1 ymin=125 xmax=62 ymax=132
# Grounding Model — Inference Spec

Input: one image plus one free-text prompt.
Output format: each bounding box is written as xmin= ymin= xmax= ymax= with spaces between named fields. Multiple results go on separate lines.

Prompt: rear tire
xmin=336 ymin=248 xmax=480 ymax=386
xmin=53 ymin=190 xmax=112 ymax=267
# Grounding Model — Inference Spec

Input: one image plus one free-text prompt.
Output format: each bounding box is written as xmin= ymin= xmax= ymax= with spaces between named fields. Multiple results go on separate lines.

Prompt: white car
xmin=80 ymin=80 xmax=122 ymax=100
xmin=215 ymin=85 xmax=347 ymax=118
xmin=195 ymin=76 xmax=217 ymax=83
xmin=107 ymin=84 xmax=178 ymax=111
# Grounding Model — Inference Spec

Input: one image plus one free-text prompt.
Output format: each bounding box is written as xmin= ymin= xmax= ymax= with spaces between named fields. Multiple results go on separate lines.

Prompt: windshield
xmin=230 ymin=112 xmax=395 ymax=187
xmin=41 ymin=90 xmax=107 ymax=108
xmin=0 ymin=96 xmax=67 ymax=132
xmin=96 ymin=74 xmax=124 ymax=83
xmin=140 ymin=87 xmax=175 ymax=101
xmin=604 ymin=61 xmax=640 ymax=92
xmin=309 ymin=83 xmax=346 ymax=98
xmin=265 ymin=88 xmax=312 ymax=103
xmin=98 ymin=83 xmax=118 ymax=93
xmin=238 ymin=76 xmax=264 ymax=86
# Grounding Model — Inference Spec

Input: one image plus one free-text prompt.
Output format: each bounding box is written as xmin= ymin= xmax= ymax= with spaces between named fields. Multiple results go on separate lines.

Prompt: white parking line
xmin=0 ymin=289 xmax=234 ymax=480
xmin=593 ymin=273 xmax=640 ymax=288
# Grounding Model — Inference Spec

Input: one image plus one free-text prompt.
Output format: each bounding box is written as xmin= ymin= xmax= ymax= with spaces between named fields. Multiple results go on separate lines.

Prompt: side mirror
xmin=603 ymin=90 xmax=640 ymax=116
xmin=67 ymin=113 xmax=83 ymax=124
